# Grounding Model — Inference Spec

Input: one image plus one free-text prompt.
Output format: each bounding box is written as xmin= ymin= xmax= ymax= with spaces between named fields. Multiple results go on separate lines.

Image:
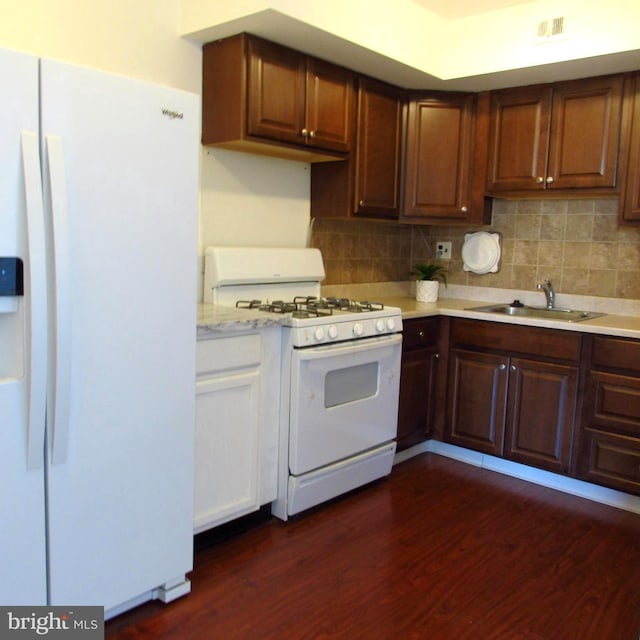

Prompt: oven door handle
xmin=294 ymin=333 xmax=401 ymax=360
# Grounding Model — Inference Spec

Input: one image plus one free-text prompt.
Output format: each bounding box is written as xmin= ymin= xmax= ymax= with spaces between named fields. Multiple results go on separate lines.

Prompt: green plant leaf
xmin=411 ymin=263 xmax=448 ymax=286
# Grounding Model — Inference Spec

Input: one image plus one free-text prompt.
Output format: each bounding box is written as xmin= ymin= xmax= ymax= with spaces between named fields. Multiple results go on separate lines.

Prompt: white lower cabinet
xmin=194 ymin=327 xmax=280 ymax=533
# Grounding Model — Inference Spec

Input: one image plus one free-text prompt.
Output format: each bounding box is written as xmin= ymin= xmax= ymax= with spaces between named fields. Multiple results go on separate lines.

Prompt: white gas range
xmin=203 ymin=246 xmax=403 ymax=519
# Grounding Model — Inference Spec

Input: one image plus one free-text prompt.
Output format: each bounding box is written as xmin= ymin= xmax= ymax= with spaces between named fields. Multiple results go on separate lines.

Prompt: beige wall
xmin=0 ymin=0 xmax=201 ymax=93
xmin=311 ymin=198 xmax=640 ymax=300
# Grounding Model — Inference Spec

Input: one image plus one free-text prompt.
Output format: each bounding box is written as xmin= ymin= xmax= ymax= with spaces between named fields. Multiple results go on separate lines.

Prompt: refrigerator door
xmin=0 ymin=48 xmax=48 ymax=605
xmin=40 ymin=59 xmax=199 ymax=612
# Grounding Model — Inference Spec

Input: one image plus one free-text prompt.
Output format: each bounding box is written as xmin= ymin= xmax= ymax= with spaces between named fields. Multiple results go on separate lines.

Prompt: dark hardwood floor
xmin=106 ymin=453 xmax=640 ymax=640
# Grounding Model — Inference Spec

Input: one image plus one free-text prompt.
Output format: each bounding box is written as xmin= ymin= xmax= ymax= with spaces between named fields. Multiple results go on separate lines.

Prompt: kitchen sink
xmin=466 ymin=303 xmax=606 ymax=322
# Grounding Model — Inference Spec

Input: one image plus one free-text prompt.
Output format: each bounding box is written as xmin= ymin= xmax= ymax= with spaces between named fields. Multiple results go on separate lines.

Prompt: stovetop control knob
xmin=386 ymin=318 xmax=396 ymax=331
xmin=353 ymin=322 xmax=364 ymax=337
xmin=375 ymin=319 xmax=385 ymax=332
xmin=314 ymin=327 xmax=325 ymax=342
xmin=328 ymin=325 xmax=339 ymax=339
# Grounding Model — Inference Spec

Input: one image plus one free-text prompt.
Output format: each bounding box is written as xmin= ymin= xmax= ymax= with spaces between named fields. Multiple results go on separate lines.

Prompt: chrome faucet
xmin=537 ymin=278 xmax=555 ymax=309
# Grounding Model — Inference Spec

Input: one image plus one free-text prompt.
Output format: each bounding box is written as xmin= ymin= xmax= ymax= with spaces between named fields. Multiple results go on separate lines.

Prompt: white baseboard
xmin=394 ymin=440 xmax=640 ymax=515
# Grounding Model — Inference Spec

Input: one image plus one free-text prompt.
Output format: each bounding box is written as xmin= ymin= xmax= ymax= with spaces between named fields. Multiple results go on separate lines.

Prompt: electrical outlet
xmin=436 ymin=241 xmax=452 ymax=260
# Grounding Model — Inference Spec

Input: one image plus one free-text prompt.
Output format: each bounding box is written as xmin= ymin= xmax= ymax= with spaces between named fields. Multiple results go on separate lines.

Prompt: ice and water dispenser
xmin=0 ymin=257 xmax=24 ymax=380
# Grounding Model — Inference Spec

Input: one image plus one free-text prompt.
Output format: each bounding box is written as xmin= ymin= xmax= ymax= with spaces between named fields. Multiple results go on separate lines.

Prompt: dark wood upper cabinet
xmin=621 ymin=72 xmax=640 ymax=223
xmin=245 ymin=36 xmax=306 ymax=146
xmin=311 ymin=77 xmax=403 ymax=219
xmin=202 ymin=34 xmax=355 ymax=162
xmin=400 ymin=92 xmax=491 ymax=224
xmin=303 ymin=57 xmax=355 ymax=154
xmin=204 ymin=34 xmax=634 ymax=219
xmin=486 ymin=85 xmax=552 ymax=192
xmin=486 ymin=75 xmax=625 ymax=195
xmin=353 ymin=78 xmax=404 ymax=217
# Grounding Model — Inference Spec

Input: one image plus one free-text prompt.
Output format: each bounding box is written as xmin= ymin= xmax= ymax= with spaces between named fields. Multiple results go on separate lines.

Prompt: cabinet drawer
xmin=450 ymin=318 xmax=581 ymax=361
xmin=402 ymin=317 xmax=439 ymax=351
xmin=196 ymin=334 xmax=262 ymax=376
xmin=592 ymin=336 xmax=640 ymax=375
xmin=586 ymin=371 xmax=640 ymax=437
xmin=580 ymin=429 xmax=640 ymax=495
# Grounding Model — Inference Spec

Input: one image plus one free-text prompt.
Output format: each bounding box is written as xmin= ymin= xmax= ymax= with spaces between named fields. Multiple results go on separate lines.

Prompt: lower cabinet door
xmin=505 ymin=358 xmax=578 ymax=474
xmin=194 ymin=370 xmax=260 ymax=533
xmin=447 ymin=349 xmax=508 ymax=456
xmin=397 ymin=346 xmax=439 ymax=450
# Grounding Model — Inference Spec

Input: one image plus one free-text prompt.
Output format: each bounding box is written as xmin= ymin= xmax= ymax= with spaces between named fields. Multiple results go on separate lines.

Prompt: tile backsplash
xmin=310 ymin=198 xmax=640 ymax=299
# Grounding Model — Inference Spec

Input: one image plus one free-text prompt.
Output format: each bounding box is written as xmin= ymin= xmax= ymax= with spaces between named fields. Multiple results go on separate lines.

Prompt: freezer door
xmin=40 ymin=59 xmax=199 ymax=612
xmin=0 ymin=48 xmax=47 ymax=605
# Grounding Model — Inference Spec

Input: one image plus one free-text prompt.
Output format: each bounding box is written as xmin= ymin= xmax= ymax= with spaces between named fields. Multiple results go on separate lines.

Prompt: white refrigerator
xmin=0 ymin=47 xmax=199 ymax=617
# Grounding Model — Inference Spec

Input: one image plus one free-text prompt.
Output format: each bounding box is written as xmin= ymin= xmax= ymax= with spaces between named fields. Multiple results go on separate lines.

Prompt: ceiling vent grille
xmin=536 ymin=16 xmax=566 ymax=40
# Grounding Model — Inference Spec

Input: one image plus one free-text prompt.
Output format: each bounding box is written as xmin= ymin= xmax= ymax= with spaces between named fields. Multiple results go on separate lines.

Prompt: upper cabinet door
xmin=548 ymin=75 xmax=624 ymax=190
xmin=622 ymin=72 xmax=640 ymax=223
xmin=305 ymin=59 xmax=355 ymax=153
xmin=401 ymin=92 xmax=477 ymax=222
xmin=486 ymin=85 xmax=552 ymax=192
xmin=309 ymin=76 xmax=403 ymax=221
xmin=354 ymin=78 xmax=403 ymax=217
xmin=246 ymin=37 xmax=307 ymax=146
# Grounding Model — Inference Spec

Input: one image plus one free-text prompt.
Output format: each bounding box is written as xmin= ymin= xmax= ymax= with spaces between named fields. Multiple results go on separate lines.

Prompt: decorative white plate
xmin=462 ymin=231 xmax=501 ymax=274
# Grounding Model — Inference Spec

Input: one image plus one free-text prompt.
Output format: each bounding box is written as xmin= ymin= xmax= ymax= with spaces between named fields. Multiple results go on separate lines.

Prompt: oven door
xmin=288 ymin=333 xmax=402 ymax=476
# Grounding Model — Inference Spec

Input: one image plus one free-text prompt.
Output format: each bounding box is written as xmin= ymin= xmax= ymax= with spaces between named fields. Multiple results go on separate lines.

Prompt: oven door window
xmin=288 ymin=334 xmax=402 ymax=475
xmin=325 ymin=361 xmax=378 ymax=408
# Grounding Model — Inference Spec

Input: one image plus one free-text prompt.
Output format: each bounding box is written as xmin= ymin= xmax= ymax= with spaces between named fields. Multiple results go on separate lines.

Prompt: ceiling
xmin=185 ymin=3 xmax=640 ymax=91
xmin=413 ymin=0 xmax=534 ymax=19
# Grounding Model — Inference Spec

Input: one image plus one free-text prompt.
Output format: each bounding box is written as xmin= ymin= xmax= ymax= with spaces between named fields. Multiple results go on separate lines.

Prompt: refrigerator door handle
xmin=21 ymin=131 xmax=48 ymax=471
xmin=45 ymin=135 xmax=72 ymax=466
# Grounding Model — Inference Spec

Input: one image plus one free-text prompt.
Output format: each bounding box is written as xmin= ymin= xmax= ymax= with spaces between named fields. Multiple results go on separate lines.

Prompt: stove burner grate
xmin=235 ymin=296 xmax=385 ymax=317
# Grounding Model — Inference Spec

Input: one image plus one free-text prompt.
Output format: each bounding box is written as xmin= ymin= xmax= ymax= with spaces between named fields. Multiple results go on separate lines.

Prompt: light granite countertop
xmin=197 ymin=304 xmax=282 ymax=338
xmin=198 ymin=283 xmax=640 ymax=340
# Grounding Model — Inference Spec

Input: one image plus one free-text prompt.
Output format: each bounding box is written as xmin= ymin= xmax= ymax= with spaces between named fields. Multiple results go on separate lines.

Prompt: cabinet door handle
xmin=511 ymin=365 xmax=517 ymax=371
xmin=499 ymin=364 xmax=506 ymax=370
xmin=301 ymin=128 xmax=309 ymax=138
xmin=418 ymin=331 xmax=425 ymax=338
xmin=546 ymin=176 xmax=554 ymax=184
xmin=536 ymin=177 xmax=544 ymax=184
xmin=461 ymin=206 xmax=468 ymax=212
xmin=359 ymin=200 xmax=365 ymax=207
xmin=435 ymin=353 xmax=439 ymax=359
xmin=308 ymin=130 xmax=316 ymax=139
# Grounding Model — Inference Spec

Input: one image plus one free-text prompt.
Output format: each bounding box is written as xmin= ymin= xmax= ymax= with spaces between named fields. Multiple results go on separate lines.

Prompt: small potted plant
xmin=412 ymin=263 xmax=447 ymax=302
